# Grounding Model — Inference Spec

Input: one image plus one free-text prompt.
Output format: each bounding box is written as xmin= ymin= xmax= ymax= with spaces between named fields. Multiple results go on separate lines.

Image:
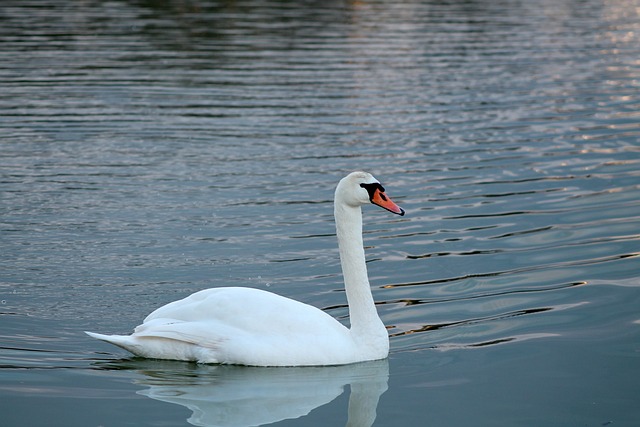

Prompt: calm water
xmin=1 ymin=0 xmax=639 ymax=425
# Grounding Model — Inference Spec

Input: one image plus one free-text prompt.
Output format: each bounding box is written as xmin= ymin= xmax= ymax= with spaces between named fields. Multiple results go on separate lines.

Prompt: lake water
xmin=1 ymin=0 xmax=639 ymax=425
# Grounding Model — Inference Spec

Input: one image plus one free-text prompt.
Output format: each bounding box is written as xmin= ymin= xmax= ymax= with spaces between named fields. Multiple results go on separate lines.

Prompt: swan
xmin=86 ymin=171 xmax=405 ymax=366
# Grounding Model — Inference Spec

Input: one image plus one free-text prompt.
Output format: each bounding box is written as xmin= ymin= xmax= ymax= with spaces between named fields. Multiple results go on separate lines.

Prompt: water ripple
xmin=1 ymin=2 xmax=640 ymax=421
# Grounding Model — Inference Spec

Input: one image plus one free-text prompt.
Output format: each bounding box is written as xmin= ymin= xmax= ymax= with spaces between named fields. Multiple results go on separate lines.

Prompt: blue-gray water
xmin=1 ymin=0 xmax=639 ymax=425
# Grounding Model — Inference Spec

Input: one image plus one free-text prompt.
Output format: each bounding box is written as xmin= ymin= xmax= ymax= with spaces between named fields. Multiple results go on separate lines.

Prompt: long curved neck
xmin=334 ymin=203 xmax=384 ymax=336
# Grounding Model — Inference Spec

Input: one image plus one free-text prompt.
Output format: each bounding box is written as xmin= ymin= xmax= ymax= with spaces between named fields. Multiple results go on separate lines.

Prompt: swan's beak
xmin=371 ymin=189 xmax=405 ymax=216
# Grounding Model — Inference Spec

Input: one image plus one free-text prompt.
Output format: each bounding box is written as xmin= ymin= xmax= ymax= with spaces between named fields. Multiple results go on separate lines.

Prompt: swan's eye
xmin=359 ymin=182 xmax=385 ymax=201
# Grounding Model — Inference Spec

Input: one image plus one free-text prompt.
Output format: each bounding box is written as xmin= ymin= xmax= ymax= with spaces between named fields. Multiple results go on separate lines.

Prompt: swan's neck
xmin=335 ymin=203 xmax=386 ymax=340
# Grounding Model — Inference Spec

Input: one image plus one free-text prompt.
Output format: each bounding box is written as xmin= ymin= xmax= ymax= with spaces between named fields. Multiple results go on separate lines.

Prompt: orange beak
xmin=371 ymin=188 xmax=405 ymax=216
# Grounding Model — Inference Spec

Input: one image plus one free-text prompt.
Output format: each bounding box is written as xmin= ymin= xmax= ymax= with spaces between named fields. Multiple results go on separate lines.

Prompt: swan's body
xmin=86 ymin=171 xmax=404 ymax=366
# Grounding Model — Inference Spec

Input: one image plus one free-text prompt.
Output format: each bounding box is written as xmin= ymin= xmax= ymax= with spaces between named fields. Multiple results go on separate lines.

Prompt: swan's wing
xmin=143 ymin=287 xmax=348 ymax=337
xmin=132 ymin=287 xmax=356 ymax=366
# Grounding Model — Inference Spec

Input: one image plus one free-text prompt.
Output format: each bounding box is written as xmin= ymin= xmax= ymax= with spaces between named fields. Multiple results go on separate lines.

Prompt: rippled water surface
xmin=1 ymin=0 xmax=639 ymax=425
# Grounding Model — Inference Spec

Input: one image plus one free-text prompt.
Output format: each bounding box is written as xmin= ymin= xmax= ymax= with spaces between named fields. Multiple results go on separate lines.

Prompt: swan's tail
xmin=85 ymin=330 xmax=209 ymax=362
xmin=85 ymin=331 xmax=139 ymax=354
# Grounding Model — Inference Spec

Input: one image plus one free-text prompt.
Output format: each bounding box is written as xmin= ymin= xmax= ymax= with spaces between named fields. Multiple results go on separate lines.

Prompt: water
xmin=1 ymin=0 xmax=639 ymax=425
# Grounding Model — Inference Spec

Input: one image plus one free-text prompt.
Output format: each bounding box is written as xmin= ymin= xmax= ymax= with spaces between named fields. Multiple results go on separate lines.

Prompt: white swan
xmin=86 ymin=171 xmax=405 ymax=366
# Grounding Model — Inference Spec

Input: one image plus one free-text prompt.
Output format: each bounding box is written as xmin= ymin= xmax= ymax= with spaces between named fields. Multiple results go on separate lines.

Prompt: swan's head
xmin=336 ymin=171 xmax=405 ymax=216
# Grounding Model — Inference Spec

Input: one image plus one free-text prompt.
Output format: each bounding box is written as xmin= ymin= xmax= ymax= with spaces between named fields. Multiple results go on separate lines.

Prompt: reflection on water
xmin=96 ymin=359 xmax=388 ymax=427
xmin=1 ymin=0 xmax=640 ymax=425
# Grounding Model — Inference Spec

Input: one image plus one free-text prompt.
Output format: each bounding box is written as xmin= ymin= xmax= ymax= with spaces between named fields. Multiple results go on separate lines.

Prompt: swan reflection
xmin=101 ymin=358 xmax=388 ymax=427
